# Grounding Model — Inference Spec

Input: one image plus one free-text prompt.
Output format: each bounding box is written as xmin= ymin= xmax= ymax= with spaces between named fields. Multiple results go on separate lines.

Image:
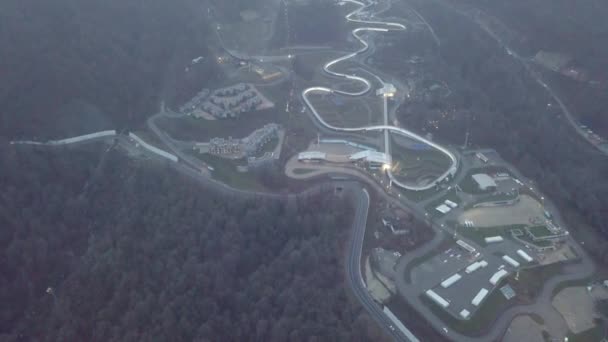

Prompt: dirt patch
xmin=365 ymin=257 xmax=392 ymax=304
xmin=539 ymin=244 xmax=576 ymax=265
xmin=552 ymin=286 xmax=605 ymax=334
xmin=458 ymin=195 xmax=544 ymax=228
xmin=503 ymin=315 xmax=545 ymax=342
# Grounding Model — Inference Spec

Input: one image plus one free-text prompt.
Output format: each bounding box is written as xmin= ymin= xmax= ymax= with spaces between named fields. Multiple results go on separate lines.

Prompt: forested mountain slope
xmin=0 ymin=146 xmax=386 ymax=341
xmin=0 ymin=0 xmax=219 ymax=140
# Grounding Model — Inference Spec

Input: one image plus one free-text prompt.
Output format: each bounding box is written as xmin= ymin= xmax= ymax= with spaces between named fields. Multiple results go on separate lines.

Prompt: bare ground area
xmin=539 ymin=244 xmax=577 ymax=265
xmin=552 ymin=286 xmax=608 ymax=334
xmin=365 ymin=256 xmax=392 ymax=304
xmin=503 ymin=315 xmax=545 ymax=342
xmin=458 ymin=195 xmax=544 ymax=228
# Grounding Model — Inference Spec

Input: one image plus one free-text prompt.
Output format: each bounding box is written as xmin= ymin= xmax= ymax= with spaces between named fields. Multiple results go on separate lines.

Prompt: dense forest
xmin=400 ymin=1 xmax=608 ymax=261
xmin=0 ymin=0 xmax=220 ymax=140
xmin=271 ymin=0 xmax=346 ymax=48
xmin=462 ymin=0 xmax=608 ymax=75
xmin=456 ymin=0 xmax=608 ymax=135
xmin=0 ymin=145 xmax=388 ymax=341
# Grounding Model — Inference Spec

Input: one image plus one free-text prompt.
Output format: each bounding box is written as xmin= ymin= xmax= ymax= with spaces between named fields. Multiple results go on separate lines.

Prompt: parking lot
xmin=410 ymin=237 xmax=540 ymax=320
xmin=410 ymin=244 xmax=476 ymax=290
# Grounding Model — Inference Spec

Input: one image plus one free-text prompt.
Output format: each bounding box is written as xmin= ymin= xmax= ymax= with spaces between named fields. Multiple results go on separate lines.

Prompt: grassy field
xmin=389 ymin=133 xmax=452 ymax=186
xmin=509 ymin=263 xmax=564 ymax=300
xmin=159 ymin=110 xmax=278 ymax=141
xmin=305 ymin=93 xmax=382 ymax=127
xmin=197 ymin=153 xmax=266 ymax=191
xmin=399 ymin=186 xmax=442 ymax=202
xmin=514 ymin=232 xmax=554 ymax=248
xmin=528 ymin=225 xmax=553 ymax=238
xmin=160 ymin=81 xmax=317 ymax=159
xmin=455 ymin=223 xmax=527 ymax=246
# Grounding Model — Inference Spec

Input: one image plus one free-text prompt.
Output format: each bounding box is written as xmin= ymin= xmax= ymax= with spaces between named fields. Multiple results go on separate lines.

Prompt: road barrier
xmin=129 ymin=133 xmax=178 ymax=162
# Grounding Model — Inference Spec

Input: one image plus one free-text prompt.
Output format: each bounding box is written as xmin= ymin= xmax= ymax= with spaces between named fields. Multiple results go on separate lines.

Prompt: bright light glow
xmin=382 ymin=163 xmax=391 ymax=171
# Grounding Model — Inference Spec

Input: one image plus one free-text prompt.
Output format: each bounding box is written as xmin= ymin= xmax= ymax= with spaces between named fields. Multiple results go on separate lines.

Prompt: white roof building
xmin=376 ymin=83 xmax=396 ymax=97
xmin=445 ymin=200 xmax=458 ymax=208
xmin=472 ymin=288 xmax=489 ymax=306
xmin=426 ymin=289 xmax=449 ymax=308
xmin=490 ymin=269 xmax=509 ymax=285
xmin=349 ymin=150 xmax=391 ymax=165
xmin=435 ymin=204 xmax=451 ymax=214
xmin=485 ymin=236 xmax=504 ymax=243
xmin=441 ymin=273 xmax=462 ymax=288
xmin=459 ymin=309 xmax=471 ymax=319
xmin=517 ymin=249 xmax=534 ymax=263
xmin=502 ymin=255 xmax=520 ymax=268
xmin=466 ymin=262 xmax=482 ymax=274
xmin=298 ymin=151 xmax=327 ymax=161
xmin=465 ymin=260 xmax=488 ymax=274
xmin=472 ymin=173 xmax=497 ymax=190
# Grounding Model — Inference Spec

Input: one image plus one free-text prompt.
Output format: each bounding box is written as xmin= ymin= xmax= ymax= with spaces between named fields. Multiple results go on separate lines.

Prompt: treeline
xmin=0 ymin=0 xmax=220 ymax=140
xmin=289 ymin=0 xmax=345 ymax=45
xmin=0 ymin=145 xmax=387 ymax=341
xmin=457 ymin=0 xmax=608 ymax=135
xmin=401 ymin=2 xmax=608 ymax=258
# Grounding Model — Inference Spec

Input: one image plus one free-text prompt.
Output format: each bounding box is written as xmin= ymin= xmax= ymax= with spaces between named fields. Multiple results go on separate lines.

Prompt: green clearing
xmin=419 ymin=285 xmax=512 ymax=335
xmin=306 ymin=93 xmax=381 ymax=127
xmin=161 ymin=82 xmax=316 ymax=157
xmin=197 ymin=154 xmax=266 ymax=191
xmin=509 ymin=263 xmax=564 ymax=300
xmin=458 ymin=166 xmax=511 ymax=194
xmin=424 ymin=188 xmax=462 ymax=218
xmin=390 ymin=134 xmax=452 ymax=182
xmin=528 ymin=225 xmax=553 ymax=238
xmin=514 ymin=232 xmax=554 ymax=248
xmin=455 ymin=223 xmax=527 ymax=246
xmin=399 ymin=186 xmax=442 ymax=202
xmin=160 ymin=107 xmax=282 ymax=141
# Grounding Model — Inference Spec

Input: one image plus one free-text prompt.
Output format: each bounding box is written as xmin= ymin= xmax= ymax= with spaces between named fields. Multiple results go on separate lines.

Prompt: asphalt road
xmin=347 ymin=187 xmax=420 ymax=342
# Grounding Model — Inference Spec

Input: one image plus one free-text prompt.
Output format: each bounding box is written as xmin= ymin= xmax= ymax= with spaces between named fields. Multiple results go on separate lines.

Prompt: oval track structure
xmin=301 ymin=0 xmax=458 ymax=191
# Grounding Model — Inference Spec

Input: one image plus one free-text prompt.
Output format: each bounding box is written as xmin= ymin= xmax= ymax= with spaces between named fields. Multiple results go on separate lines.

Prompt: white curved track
xmin=301 ymin=0 xmax=457 ymax=191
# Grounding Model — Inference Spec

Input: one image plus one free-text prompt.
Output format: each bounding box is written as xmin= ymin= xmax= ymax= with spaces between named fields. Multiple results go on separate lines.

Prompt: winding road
xmin=300 ymin=0 xmax=458 ymax=191
xmin=347 ymin=187 xmax=420 ymax=342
